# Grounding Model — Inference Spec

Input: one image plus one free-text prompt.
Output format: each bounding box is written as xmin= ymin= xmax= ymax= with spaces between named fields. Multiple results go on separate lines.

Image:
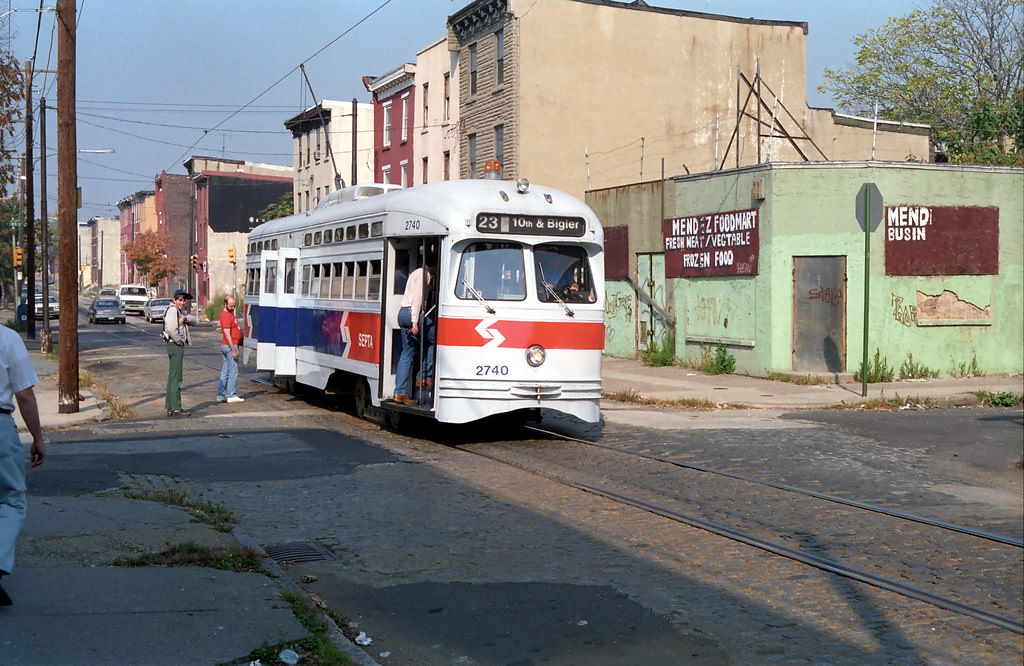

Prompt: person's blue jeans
xmin=218 ymin=344 xmax=238 ymax=398
xmin=396 ymin=307 xmax=435 ymax=397
xmin=0 ymin=415 xmax=27 ymax=574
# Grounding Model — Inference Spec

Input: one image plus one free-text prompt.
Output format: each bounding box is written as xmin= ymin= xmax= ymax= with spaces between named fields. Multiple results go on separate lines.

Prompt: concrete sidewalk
xmin=601 ymin=355 xmax=1023 ymax=409
xmin=3 ymin=341 xmax=376 ymax=666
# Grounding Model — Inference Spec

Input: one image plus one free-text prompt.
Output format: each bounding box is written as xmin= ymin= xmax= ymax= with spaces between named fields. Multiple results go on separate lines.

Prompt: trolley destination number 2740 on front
xmin=476 ymin=213 xmax=586 ymax=237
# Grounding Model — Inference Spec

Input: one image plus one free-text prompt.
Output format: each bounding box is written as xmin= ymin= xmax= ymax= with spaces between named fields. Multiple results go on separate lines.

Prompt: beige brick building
xmin=446 ymin=0 xmax=930 ymax=196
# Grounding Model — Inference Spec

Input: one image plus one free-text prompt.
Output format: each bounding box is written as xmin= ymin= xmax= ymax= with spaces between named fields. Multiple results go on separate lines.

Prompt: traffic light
xmin=227 ymin=246 xmax=236 ymax=264
xmin=12 ymin=247 xmax=23 ymax=268
xmin=190 ymin=254 xmax=199 ymax=270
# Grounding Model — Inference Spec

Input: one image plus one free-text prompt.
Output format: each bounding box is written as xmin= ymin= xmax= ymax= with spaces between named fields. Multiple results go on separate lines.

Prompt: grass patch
xmin=767 ymin=372 xmax=828 ymax=385
xmin=111 ymin=540 xmax=268 ymax=574
xmin=854 ymin=349 xmax=895 ymax=383
xmin=224 ymin=591 xmax=354 ymax=666
xmin=80 ymin=368 xmax=134 ymax=419
xmin=975 ymin=391 xmax=1022 ymax=407
xmin=834 ymin=394 xmax=939 ymax=410
xmin=951 ymin=355 xmax=984 ymax=378
xmin=898 ymin=353 xmax=939 ymax=380
xmin=604 ymin=390 xmax=718 ymax=410
xmin=640 ymin=331 xmax=675 ymax=367
xmin=123 ymin=486 xmax=236 ymax=531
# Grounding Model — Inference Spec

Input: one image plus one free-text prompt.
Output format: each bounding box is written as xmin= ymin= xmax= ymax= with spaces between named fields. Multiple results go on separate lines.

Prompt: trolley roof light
xmin=484 ymin=160 xmax=502 ymax=179
xmin=516 ymin=178 xmax=529 ymax=194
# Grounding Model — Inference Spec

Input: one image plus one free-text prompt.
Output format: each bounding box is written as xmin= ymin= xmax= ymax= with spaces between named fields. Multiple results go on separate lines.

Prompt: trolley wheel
xmin=353 ymin=377 xmax=370 ymax=419
xmin=385 ymin=407 xmax=403 ymax=432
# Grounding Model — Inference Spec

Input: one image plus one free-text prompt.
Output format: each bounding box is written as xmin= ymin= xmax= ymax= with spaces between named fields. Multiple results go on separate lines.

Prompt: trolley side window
xmin=534 ymin=244 xmax=595 ymax=304
xmin=263 ymin=261 xmax=278 ymax=294
xmin=455 ymin=242 xmax=526 ymax=301
xmin=284 ymin=258 xmax=297 ymax=294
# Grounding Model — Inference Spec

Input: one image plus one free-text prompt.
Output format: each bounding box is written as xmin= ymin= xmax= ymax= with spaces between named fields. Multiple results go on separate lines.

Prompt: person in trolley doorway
xmin=217 ymin=296 xmax=245 ymax=404
xmin=0 ymin=324 xmax=46 ymax=606
xmin=394 ymin=255 xmax=437 ymax=405
xmin=163 ymin=290 xmax=198 ymax=416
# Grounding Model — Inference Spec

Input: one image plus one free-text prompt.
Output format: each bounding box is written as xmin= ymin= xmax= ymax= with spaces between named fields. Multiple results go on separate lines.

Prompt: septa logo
xmin=475 ymin=318 xmax=506 ymax=348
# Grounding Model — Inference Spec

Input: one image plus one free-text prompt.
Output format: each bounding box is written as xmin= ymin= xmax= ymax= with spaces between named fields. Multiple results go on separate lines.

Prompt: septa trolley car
xmin=242 ymin=177 xmax=605 ymax=425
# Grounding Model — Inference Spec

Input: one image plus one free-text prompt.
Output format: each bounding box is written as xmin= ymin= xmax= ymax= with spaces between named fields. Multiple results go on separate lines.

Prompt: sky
xmin=2 ymin=0 xmax=924 ymax=221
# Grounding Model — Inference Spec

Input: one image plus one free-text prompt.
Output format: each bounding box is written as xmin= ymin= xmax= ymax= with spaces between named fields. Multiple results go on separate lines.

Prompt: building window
xmin=443 ymin=73 xmax=450 ymax=121
xmin=495 ymin=29 xmax=505 ymax=86
xmin=422 ymin=83 xmax=429 ymax=129
xmin=297 ymin=136 xmax=303 ymax=167
xmin=495 ymin=124 xmax=504 ymax=168
xmin=400 ymin=161 xmax=409 ymax=188
xmin=468 ymin=133 xmax=477 ymax=178
xmin=422 ymin=157 xmax=429 ymax=184
xmin=315 ymin=128 xmax=321 ymax=160
xmin=306 ymin=131 xmax=311 ymax=164
xmin=382 ymin=164 xmax=391 ymax=185
xmin=443 ymin=151 xmax=451 ymax=181
xmin=469 ymin=43 xmax=478 ymax=96
xmin=383 ymin=101 xmax=392 ymax=147
xmin=401 ymin=93 xmax=409 ymax=143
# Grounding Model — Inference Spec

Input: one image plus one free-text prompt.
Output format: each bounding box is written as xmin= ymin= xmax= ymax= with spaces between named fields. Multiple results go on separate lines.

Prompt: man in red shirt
xmin=217 ymin=296 xmax=245 ymax=403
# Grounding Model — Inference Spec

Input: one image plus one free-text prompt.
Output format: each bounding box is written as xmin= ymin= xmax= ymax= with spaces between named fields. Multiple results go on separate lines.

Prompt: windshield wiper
xmin=541 ymin=281 xmax=575 ymax=318
xmin=462 ymin=280 xmax=495 ymax=314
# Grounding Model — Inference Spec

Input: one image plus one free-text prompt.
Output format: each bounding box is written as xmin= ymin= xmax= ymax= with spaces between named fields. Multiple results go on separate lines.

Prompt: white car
xmin=143 ymin=298 xmax=174 ymax=323
xmin=33 ymin=294 xmax=59 ymax=319
xmin=118 ymin=284 xmax=149 ymax=315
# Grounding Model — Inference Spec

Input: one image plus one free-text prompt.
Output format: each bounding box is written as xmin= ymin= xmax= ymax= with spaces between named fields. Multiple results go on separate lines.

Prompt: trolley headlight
xmin=526 ymin=344 xmax=546 ymax=367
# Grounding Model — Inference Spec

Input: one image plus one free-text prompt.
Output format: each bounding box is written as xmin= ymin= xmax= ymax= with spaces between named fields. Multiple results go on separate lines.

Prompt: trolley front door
xmin=379 ymin=237 xmax=442 ymax=404
xmin=636 ymin=252 xmax=667 ymax=354
xmin=792 ymin=256 xmax=846 ymax=372
xmin=256 ymin=250 xmax=279 ymax=371
xmin=274 ymin=247 xmax=300 ymax=376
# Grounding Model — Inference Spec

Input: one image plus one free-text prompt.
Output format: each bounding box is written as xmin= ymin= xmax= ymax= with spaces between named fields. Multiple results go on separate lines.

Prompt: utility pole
xmin=57 ymin=0 xmax=78 ymax=413
xmin=39 ymin=95 xmax=51 ymax=353
xmin=23 ymin=59 xmax=35 ymax=339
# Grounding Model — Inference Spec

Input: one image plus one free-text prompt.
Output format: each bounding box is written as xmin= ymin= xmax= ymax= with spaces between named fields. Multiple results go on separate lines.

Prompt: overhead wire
xmin=164 ymin=0 xmax=396 ymax=171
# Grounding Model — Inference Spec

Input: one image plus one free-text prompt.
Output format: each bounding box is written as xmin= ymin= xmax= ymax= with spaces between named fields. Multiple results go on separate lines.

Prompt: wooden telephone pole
xmin=57 ymin=0 xmax=78 ymax=413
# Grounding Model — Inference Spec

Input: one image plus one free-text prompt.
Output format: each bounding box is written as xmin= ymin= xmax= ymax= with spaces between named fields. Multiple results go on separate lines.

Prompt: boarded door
xmin=792 ymin=256 xmax=846 ymax=372
xmin=636 ymin=252 xmax=668 ymax=352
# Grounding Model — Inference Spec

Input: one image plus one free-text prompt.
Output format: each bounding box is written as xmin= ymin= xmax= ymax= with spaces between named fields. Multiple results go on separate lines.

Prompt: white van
xmin=118 ymin=284 xmax=149 ymax=314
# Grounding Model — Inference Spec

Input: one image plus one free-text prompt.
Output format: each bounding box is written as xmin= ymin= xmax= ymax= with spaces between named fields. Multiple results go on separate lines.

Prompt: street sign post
xmin=856 ymin=183 xmax=883 ymax=397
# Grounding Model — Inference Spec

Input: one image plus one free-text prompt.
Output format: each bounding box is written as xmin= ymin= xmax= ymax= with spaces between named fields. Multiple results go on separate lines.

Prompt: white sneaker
xmin=215 ymin=396 xmax=226 ymax=403
xmin=226 ymin=395 xmax=245 ymax=403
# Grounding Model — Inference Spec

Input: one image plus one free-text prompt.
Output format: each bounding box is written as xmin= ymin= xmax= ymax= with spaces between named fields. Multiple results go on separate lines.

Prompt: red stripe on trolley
xmin=438 ymin=317 xmax=605 ymax=350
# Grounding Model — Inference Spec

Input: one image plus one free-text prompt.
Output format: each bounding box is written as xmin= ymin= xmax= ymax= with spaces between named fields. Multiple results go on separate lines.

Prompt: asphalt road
xmin=42 ymin=309 xmax=1024 ymax=665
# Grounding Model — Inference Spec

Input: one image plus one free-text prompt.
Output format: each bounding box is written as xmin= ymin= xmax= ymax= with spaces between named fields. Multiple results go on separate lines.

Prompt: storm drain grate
xmin=265 ymin=542 xmax=335 ymax=563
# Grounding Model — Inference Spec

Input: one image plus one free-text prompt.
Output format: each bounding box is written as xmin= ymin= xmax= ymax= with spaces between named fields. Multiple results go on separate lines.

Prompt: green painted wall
xmin=594 ymin=163 xmax=1023 ymax=376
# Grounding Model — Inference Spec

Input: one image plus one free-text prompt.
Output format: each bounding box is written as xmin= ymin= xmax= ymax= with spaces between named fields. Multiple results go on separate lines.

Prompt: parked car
xmin=143 ymin=297 xmax=174 ymax=323
xmin=87 ymin=298 xmax=126 ymax=324
xmin=118 ymin=284 xmax=149 ymax=315
xmin=33 ymin=294 xmax=59 ymax=319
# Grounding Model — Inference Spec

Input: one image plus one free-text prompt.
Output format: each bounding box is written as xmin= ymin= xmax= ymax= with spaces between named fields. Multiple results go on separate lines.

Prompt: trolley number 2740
xmin=475 ymin=364 xmax=509 ymax=376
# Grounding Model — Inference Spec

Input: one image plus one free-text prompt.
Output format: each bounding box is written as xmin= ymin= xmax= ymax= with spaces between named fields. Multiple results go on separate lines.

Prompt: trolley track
xmin=452 ymin=423 xmax=1024 ymax=635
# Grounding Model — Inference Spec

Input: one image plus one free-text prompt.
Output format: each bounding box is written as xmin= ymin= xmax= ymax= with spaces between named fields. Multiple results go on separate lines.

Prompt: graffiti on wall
xmin=692 ymin=296 xmax=732 ymax=328
xmin=891 ymin=293 xmax=917 ymax=327
xmin=606 ymin=292 xmax=634 ymax=320
xmin=809 ymin=287 xmax=844 ymax=307
xmin=889 ymin=290 xmax=991 ymax=326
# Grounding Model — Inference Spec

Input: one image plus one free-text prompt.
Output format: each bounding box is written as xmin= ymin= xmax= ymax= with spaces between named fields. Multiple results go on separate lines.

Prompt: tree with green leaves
xmin=258 ymin=191 xmax=294 ymax=222
xmin=821 ymin=0 xmax=1023 ymax=165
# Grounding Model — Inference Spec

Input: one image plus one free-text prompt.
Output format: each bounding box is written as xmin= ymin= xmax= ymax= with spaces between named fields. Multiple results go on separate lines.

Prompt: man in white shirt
xmin=0 ymin=325 xmax=46 ymax=605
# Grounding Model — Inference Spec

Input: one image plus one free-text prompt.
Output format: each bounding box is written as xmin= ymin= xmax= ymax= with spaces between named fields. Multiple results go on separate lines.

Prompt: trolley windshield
xmin=534 ymin=244 xmax=595 ymax=304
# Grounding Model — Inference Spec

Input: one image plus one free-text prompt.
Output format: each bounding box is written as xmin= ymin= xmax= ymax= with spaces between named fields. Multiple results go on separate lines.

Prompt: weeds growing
xmin=640 ymin=331 xmax=675 ymax=367
xmin=111 ymin=540 xmax=268 ymax=573
xmin=951 ymin=355 xmax=984 ymax=377
xmin=123 ymin=486 xmax=236 ymax=530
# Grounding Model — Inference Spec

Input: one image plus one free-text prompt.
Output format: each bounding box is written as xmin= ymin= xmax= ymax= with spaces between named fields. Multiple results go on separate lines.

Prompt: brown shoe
xmin=416 ymin=377 xmax=433 ymax=389
xmin=393 ymin=394 xmax=415 ymax=405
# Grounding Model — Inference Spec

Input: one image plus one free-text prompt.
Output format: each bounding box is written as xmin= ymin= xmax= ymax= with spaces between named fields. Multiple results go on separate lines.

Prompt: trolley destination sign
xmin=476 ymin=212 xmax=587 ymax=237
xmin=663 ymin=208 xmax=760 ymax=277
